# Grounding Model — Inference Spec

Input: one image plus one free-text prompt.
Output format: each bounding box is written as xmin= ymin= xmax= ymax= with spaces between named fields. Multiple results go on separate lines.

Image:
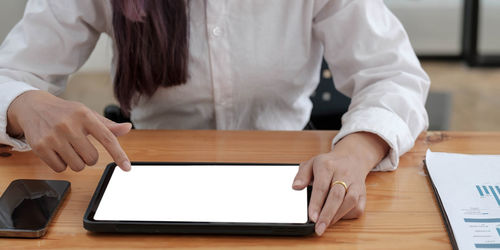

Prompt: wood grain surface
xmin=2 ymin=130 xmax=494 ymax=249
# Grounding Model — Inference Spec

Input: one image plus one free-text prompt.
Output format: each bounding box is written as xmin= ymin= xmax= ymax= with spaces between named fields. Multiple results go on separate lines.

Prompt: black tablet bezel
xmin=83 ymin=162 xmax=315 ymax=236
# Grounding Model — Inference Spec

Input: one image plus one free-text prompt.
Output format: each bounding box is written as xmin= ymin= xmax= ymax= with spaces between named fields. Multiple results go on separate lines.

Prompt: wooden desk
xmin=1 ymin=130 xmax=497 ymax=249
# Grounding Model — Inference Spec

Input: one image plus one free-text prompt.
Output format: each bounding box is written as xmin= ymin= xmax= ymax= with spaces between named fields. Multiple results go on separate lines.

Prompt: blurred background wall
xmin=1 ymin=0 xmax=500 ymax=130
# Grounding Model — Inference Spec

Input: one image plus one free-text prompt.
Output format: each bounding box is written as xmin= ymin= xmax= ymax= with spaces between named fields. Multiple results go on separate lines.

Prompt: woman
xmin=0 ymin=0 xmax=429 ymax=235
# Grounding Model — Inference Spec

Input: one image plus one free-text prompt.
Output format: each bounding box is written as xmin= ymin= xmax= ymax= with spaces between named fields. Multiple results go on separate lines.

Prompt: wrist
xmin=6 ymin=90 xmax=36 ymax=138
xmin=333 ymin=132 xmax=389 ymax=173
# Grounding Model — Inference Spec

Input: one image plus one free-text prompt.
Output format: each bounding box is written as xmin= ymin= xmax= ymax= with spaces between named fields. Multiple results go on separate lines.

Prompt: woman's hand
xmin=6 ymin=90 xmax=131 ymax=172
xmin=292 ymin=132 xmax=389 ymax=236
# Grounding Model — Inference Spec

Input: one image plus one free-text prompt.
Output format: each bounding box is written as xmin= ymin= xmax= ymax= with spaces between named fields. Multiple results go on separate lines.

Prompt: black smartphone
xmin=0 ymin=179 xmax=70 ymax=238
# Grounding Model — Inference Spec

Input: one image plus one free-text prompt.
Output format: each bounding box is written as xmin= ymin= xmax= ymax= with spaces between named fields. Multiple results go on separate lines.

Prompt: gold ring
xmin=331 ymin=180 xmax=348 ymax=192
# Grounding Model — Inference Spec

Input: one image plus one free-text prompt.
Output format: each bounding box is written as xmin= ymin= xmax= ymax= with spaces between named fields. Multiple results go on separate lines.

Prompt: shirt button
xmin=212 ymin=26 xmax=223 ymax=37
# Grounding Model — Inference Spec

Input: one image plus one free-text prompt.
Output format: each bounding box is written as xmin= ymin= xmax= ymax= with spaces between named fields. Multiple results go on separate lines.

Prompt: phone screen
xmin=0 ymin=179 xmax=70 ymax=237
xmin=94 ymin=164 xmax=308 ymax=224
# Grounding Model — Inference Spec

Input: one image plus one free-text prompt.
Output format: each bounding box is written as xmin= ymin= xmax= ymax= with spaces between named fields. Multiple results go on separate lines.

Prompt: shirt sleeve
xmin=312 ymin=0 xmax=430 ymax=171
xmin=0 ymin=0 xmax=110 ymax=151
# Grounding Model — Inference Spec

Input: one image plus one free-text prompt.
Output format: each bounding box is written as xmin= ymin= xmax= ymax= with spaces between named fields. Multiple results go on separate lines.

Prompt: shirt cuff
xmin=332 ymin=107 xmax=415 ymax=171
xmin=0 ymin=81 xmax=38 ymax=151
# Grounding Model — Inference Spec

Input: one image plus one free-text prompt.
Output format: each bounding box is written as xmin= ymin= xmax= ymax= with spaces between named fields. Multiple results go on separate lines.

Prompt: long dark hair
xmin=111 ymin=0 xmax=189 ymax=112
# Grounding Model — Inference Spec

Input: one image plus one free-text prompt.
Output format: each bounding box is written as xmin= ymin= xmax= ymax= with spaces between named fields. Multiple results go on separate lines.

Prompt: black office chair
xmin=308 ymin=60 xmax=351 ymax=130
xmin=103 ymin=104 xmax=132 ymax=124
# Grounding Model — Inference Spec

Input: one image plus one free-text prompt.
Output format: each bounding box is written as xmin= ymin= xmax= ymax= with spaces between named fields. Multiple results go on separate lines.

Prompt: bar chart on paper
xmin=464 ymin=184 xmax=500 ymax=249
xmin=476 ymin=185 xmax=500 ymax=207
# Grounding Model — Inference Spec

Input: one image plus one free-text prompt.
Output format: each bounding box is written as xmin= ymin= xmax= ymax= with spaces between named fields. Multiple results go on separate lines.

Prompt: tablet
xmin=83 ymin=162 xmax=315 ymax=236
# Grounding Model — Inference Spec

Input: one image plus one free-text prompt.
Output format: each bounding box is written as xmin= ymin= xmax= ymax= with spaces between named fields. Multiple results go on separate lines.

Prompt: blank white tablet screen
xmin=93 ymin=165 xmax=308 ymax=223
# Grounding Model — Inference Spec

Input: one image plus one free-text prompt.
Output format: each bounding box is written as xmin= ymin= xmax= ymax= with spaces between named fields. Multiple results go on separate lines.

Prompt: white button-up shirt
xmin=0 ymin=0 xmax=430 ymax=171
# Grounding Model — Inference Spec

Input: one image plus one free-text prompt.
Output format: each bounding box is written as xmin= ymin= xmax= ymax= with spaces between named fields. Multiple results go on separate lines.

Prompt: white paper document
xmin=93 ymin=164 xmax=308 ymax=224
xmin=426 ymin=150 xmax=500 ymax=249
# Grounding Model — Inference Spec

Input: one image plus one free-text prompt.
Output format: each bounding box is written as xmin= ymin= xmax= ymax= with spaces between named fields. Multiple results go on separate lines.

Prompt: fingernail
xmin=293 ymin=179 xmax=303 ymax=187
xmin=316 ymin=222 xmax=326 ymax=236
xmin=122 ymin=161 xmax=131 ymax=171
xmin=311 ymin=211 xmax=319 ymax=222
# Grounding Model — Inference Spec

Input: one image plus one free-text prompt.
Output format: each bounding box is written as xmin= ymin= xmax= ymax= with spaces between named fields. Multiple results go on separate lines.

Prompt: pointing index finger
xmin=84 ymin=114 xmax=131 ymax=171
